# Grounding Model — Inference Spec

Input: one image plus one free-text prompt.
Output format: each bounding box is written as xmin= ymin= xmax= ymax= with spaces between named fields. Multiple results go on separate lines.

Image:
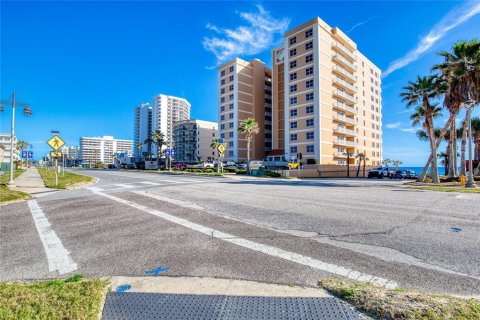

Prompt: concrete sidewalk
xmin=11 ymin=167 xmax=57 ymax=197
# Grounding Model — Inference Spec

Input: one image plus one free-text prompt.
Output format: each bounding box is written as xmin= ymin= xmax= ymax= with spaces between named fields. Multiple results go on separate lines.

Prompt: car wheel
xmin=379 ymin=174 xmax=384 ymax=179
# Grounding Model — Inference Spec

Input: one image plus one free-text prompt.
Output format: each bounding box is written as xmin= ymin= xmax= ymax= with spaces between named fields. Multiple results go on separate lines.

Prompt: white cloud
xmin=386 ymin=122 xmax=402 ymax=129
xmin=383 ymin=0 xmax=480 ymax=78
xmin=346 ymin=15 xmax=377 ymax=33
xmin=400 ymin=128 xmax=417 ymax=133
xmin=202 ymin=5 xmax=289 ymax=67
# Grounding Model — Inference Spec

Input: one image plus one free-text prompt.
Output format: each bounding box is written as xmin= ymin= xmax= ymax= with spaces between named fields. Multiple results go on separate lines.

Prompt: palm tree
xmin=401 ymin=75 xmax=445 ymax=183
xmin=136 ymin=143 xmax=143 ymax=159
xmin=470 ymin=117 xmax=480 ymax=174
xmin=210 ymin=138 xmax=221 ymax=173
xmin=238 ymin=117 xmax=259 ymax=175
xmin=392 ymin=160 xmax=403 ymax=172
xmin=355 ymin=152 xmax=366 ymax=178
xmin=150 ymin=130 xmax=166 ymax=166
xmin=144 ymin=136 xmax=154 ymax=161
xmin=434 ymin=40 xmax=480 ymax=177
xmin=16 ymin=140 xmax=28 ymax=167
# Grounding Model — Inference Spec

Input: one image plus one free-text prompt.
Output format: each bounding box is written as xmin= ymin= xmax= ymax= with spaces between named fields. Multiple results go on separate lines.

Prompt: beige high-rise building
xmin=272 ymin=17 xmax=382 ymax=166
xmin=217 ymin=58 xmax=272 ymax=162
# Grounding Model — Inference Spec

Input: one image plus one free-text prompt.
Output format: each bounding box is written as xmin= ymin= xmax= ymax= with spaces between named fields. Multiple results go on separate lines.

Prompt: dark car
xmin=406 ymin=170 xmax=418 ymax=179
xmin=368 ymin=167 xmax=389 ymax=179
xmin=391 ymin=170 xmax=407 ymax=179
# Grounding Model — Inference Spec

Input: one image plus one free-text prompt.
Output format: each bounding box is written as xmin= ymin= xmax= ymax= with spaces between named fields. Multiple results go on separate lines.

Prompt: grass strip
xmin=320 ymin=277 xmax=480 ymax=320
xmin=0 ymin=275 xmax=108 ymax=320
xmin=0 ymin=170 xmax=30 ymax=203
xmin=407 ymin=185 xmax=480 ymax=193
xmin=38 ymin=168 xmax=95 ymax=189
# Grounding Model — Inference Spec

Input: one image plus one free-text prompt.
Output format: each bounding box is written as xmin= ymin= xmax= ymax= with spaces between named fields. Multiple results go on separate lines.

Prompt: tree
xmin=150 ymin=130 xmax=166 ymax=166
xmin=238 ymin=117 xmax=259 ymax=175
xmin=136 ymin=143 xmax=143 ymax=159
xmin=433 ymin=40 xmax=480 ymax=177
xmin=16 ymin=140 xmax=28 ymax=167
xmin=392 ymin=160 xmax=403 ymax=171
xmin=144 ymin=136 xmax=154 ymax=161
xmin=401 ymin=75 xmax=445 ymax=183
xmin=355 ymin=153 xmax=366 ymax=178
xmin=210 ymin=138 xmax=221 ymax=173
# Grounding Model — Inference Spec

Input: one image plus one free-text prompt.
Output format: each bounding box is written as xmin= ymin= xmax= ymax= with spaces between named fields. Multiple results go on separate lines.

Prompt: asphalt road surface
xmin=1 ymin=169 xmax=479 ymax=296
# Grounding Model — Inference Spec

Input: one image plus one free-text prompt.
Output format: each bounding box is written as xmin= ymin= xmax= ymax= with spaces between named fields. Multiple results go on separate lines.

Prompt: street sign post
xmin=28 ymin=151 xmax=33 ymax=159
xmin=50 ymin=151 xmax=62 ymax=158
xmin=22 ymin=150 xmax=27 ymax=159
xmin=47 ymin=134 xmax=65 ymax=187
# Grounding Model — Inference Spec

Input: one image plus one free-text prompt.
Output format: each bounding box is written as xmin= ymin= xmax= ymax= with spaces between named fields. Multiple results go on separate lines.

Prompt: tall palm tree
xmin=150 ymin=130 xmax=166 ymax=166
xmin=144 ymin=136 xmax=154 ymax=161
xmin=401 ymin=75 xmax=445 ymax=183
xmin=392 ymin=160 xmax=403 ymax=172
xmin=136 ymin=143 xmax=143 ymax=159
xmin=355 ymin=152 xmax=366 ymax=178
xmin=238 ymin=117 xmax=259 ymax=175
xmin=434 ymin=40 xmax=480 ymax=176
xmin=470 ymin=117 xmax=480 ymax=174
xmin=16 ymin=140 xmax=28 ymax=167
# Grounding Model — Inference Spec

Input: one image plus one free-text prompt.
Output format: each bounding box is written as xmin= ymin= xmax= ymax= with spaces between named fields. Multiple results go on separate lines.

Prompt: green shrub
xmin=204 ymin=169 xmax=214 ymax=173
xmin=236 ymin=170 xmax=247 ymax=175
xmin=264 ymin=170 xmax=281 ymax=177
xmin=224 ymin=167 xmax=238 ymax=173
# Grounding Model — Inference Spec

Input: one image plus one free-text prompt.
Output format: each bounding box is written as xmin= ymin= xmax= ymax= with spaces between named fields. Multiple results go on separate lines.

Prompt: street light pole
xmin=0 ymin=93 xmax=31 ymax=186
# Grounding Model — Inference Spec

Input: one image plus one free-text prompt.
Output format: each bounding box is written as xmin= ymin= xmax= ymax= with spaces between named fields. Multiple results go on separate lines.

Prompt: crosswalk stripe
xmin=138 ymin=181 xmax=163 ymax=186
xmin=114 ymin=184 xmax=136 ymax=188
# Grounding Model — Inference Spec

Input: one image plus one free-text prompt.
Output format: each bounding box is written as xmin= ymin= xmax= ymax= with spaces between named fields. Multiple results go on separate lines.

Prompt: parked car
xmin=405 ymin=170 xmax=418 ymax=179
xmin=391 ymin=170 xmax=407 ymax=179
xmin=237 ymin=163 xmax=247 ymax=170
xmin=368 ymin=167 xmax=389 ymax=179
xmin=193 ymin=162 xmax=214 ymax=169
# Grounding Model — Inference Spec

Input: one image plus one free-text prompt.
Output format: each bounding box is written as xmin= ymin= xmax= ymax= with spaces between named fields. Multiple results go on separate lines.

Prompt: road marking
xmin=138 ymin=181 xmax=163 ymax=186
xmin=177 ymin=179 xmax=204 ymax=183
xmin=87 ymin=186 xmax=104 ymax=192
xmin=131 ymin=190 xmax=205 ymax=210
xmin=27 ymin=200 xmax=77 ymax=275
xmin=93 ymin=191 xmax=397 ymax=288
xmin=114 ymin=184 xmax=136 ymax=189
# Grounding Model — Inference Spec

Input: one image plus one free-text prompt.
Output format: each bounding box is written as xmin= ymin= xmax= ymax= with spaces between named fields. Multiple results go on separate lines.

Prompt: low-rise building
xmin=0 ymin=133 xmax=19 ymax=170
xmin=79 ymin=136 xmax=133 ymax=165
xmin=173 ymin=120 xmax=218 ymax=163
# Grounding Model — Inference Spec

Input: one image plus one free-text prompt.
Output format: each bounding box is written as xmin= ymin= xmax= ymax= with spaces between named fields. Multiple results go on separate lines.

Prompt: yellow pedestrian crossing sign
xmin=47 ymin=135 xmax=65 ymax=150
xmin=217 ymin=144 xmax=225 ymax=153
xmin=50 ymin=151 xmax=62 ymax=158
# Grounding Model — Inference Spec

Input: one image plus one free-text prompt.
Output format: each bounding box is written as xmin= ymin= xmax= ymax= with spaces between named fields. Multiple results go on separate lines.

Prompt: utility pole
xmin=0 ymin=93 xmax=32 ymax=185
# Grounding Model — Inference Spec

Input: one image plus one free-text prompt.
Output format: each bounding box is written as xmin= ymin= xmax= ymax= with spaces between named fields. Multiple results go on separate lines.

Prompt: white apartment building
xmin=151 ymin=94 xmax=191 ymax=154
xmin=61 ymin=146 xmax=80 ymax=165
xmin=0 ymin=133 xmax=19 ymax=169
xmin=133 ymin=103 xmax=152 ymax=157
xmin=79 ymin=136 xmax=133 ymax=165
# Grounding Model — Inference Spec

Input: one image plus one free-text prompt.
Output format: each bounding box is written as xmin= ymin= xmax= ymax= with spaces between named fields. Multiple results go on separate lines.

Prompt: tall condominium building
xmin=272 ymin=17 xmax=382 ymax=166
xmin=217 ymin=58 xmax=272 ymax=162
xmin=61 ymin=146 xmax=80 ymax=165
xmin=133 ymin=103 xmax=152 ymax=157
xmin=79 ymin=136 xmax=133 ymax=165
xmin=173 ymin=119 xmax=218 ymax=163
xmin=152 ymin=94 xmax=191 ymax=154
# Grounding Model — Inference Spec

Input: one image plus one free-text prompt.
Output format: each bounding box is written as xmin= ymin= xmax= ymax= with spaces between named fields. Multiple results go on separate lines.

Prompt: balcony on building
xmin=333 ymin=100 xmax=357 ymax=115
xmin=331 ymin=41 xmax=356 ymax=62
xmin=333 ymin=126 xmax=358 ymax=137
xmin=332 ymin=65 xmax=356 ymax=84
xmin=332 ymin=89 xmax=357 ymax=106
xmin=333 ymin=114 xmax=357 ymax=126
xmin=332 ymin=77 xmax=357 ymax=95
xmin=333 ymin=152 xmax=348 ymax=159
xmin=332 ymin=54 xmax=356 ymax=73
xmin=334 ymin=139 xmax=358 ymax=148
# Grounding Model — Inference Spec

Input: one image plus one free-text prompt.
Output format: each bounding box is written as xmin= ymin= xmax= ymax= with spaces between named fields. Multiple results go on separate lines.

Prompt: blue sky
xmin=1 ymin=1 xmax=479 ymax=165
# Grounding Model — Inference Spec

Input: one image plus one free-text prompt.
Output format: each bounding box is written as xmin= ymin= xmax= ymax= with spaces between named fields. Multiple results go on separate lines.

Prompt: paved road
xmin=1 ymin=169 xmax=479 ymax=296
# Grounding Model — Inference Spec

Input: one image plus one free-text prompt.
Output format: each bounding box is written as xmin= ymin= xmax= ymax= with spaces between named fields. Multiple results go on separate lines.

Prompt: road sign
xmin=217 ymin=144 xmax=225 ymax=153
xmin=28 ymin=151 xmax=33 ymax=159
xmin=219 ymin=152 xmax=224 ymax=158
xmin=22 ymin=151 xmax=27 ymax=159
xmin=50 ymin=151 xmax=62 ymax=158
xmin=47 ymin=135 xmax=65 ymax=150
xmin=217 ymin=138 xmax=224 ymax=144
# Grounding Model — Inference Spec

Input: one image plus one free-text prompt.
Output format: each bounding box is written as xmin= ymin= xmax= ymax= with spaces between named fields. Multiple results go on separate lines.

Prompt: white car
xmin=194 ymin=162 xmax=214 ymax=169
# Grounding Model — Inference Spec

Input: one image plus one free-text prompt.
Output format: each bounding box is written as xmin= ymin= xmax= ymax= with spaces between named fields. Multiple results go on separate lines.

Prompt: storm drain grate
xmin=101 ymin=292 xmax=360 ymax=320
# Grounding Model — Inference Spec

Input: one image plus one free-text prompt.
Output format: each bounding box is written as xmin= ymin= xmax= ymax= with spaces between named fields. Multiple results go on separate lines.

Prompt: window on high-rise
xmin=229 ymin=113 xmax=234 ymax=119
xmin=229 ymin=141 xmax=234 ymax=147
xmin=306 ymin=80 xmax=313 ymax=88
xmin=289 ymin=37 xmax=296 ymax=45
xmin=306 ymin=67 xmax=313 ymax=75
xmin=290 ymin=109 xmax=297 ymax=117
xmin=229 ymin=122 xmax=234 ymax=128
xmin=221 ymin=124 xmax=225 ymax=130
xmin=290 ymin=60 xmax=297 ymax=68
xmin=290 ymin=134 xmax=297 ymax=141
xmin=306 ymin=145 xmax=314 ymax=152
xmin=305 ymin=42 xmax=313 ymax=50
xmin=306 ymin=105 xmax=314 ymax=113
xmin=306 ymin=93 xmax=314 ymax=101
xmin=290 ymin=85 xmax=297 ymax=93
xmin=230 ymin=66 xmax=234 ymax=72
xmin=229 ymin=94 xmax=234 ymax=100
xmin=305 ymin=29 xmax=313 ymax=38
xmin=221 ymin=70 xmax=225 ymax=76
xmin=229 ymin=85 xmax=234 ymax=91
xmin=221 ymin=79 xmax=225 ymax=85
xmin=221 ymin=115 xmax=225 ymax=121
xmin=229 ymin=132 xmax=234 ymax=138
xmin=289 ymin=49 xmax=296 ymax=57
xmin=305 ymin=54 xmax=313 ymax=63
xmin=221 ymin=88 xmax=225 ymax=94
xmin=229 ymin=103 xmax=234 ymax=110
xmin=221 ymin=133 xmax=225 ymax=138
xmin=229 ymin=151 xmax=234 ymax=156
xmin=290 ymin=146 xmax=298 ymax=153
xmin=230 ymin=75 xmax=234 ymax=82
xmin=290 ymin=97 xmax=297 ymax=105
xmin=290 ymin=121 xmax=297 ymax=129
xmin=220 ymin=106 xmax=225 ymax=112
xmin=290 ymin=72 xmax=297 ymax=80
xmin=306 ymin=132 xmax=314 ymax=139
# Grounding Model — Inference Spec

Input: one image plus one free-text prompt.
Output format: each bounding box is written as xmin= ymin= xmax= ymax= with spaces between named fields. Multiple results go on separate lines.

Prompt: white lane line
xmin=177 ymin=179 xmax=204 ymax=183
xmin=138 ymin=181 xmax=163 ymax=186
xmin=87 ymin=186 xmax=104 ymax=192
xmin=93 ymin=191 xmax=397 ymax=288
xmin=27 ymin=200 xmax=78 ymax=275
xmin=159 ymin=179 xmax=183 ymax=184
xmin=131 ymin=190 xmax=205 ymax=210
xmin=114 ymin=183 xmax=137 ymax=189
